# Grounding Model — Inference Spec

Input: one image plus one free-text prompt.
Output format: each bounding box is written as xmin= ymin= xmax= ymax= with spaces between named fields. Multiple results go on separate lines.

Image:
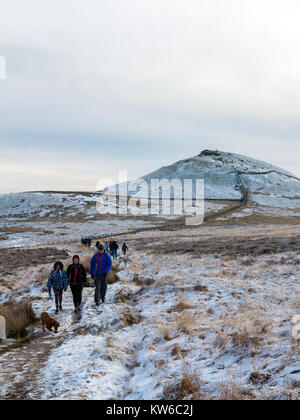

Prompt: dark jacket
xmin=67 ymin=264 xmax=87 ymax=286
xmin=90 ymin=251 xmax=112 ymax=277
xmin=48 ymin=270 xmax=68 ymax=291
xmin=110 ymin=241 xmax=119 ymax=251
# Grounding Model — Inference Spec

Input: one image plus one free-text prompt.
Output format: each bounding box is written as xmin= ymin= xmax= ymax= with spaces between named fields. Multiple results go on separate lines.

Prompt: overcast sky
xmin=0 ymin=0 xmax=299 ymax=193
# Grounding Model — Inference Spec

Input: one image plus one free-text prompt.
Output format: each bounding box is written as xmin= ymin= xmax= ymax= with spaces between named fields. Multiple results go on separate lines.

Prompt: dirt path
xmin=0 ymin=332 xmax=65 ymax=399
xmin=0 ymin=287 xmax=94 ymax=400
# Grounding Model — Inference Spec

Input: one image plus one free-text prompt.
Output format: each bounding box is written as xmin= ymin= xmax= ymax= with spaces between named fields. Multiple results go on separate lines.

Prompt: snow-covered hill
xmin=0 ymin=151 xmax=299 ymax=245
xmin=0 ymin=192 xmax=98 ymax=221
xmin=106 ymin=150 xmax=300 ymax=220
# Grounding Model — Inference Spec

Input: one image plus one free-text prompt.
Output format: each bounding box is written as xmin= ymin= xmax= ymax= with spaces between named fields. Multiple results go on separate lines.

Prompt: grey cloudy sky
xmin=0 ymin=0 xmax=299 ymax=193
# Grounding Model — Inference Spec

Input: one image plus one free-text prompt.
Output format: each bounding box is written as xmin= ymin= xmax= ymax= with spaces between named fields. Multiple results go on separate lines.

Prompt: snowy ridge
xmin=105 ymin=150 xmax=300 ymax=219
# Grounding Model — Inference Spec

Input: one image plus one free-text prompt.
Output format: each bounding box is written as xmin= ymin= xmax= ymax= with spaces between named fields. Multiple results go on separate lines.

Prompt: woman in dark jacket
xmin=66 ymin=255 xmax=87 ymax=312
xmin=48 ymin=262 xmax=68 ymax=314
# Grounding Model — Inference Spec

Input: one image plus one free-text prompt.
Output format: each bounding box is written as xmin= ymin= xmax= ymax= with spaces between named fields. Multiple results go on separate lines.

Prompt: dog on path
xmin=41 ymin=312 xmax=60 ymax=333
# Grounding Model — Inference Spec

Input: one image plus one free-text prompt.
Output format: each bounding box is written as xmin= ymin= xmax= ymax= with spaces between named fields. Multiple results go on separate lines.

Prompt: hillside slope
xmin=106 ymin=150 xmax=300 ymax=221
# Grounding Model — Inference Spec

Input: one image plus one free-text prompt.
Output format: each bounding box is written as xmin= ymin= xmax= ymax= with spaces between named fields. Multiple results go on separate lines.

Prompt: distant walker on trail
xmin=90 ymin=244 xmax=112 ymax=306
xmin=110 ymin=240 xmax=119 ymax=260
xmin=122 ymin=242 xmax=128 ymax=257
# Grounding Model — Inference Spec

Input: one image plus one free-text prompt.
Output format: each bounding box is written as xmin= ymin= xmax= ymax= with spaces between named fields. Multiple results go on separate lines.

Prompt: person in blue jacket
xmin=48 ymin=261 xmax=69 ymax=313
xmin=90 ymin=244 xmax=112 ymax=306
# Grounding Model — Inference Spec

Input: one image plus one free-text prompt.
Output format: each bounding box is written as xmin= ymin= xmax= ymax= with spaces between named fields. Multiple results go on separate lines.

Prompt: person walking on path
xmin=122 ymin=242 xmax=128 ymax=257
xmin=90 ymin=244 xmax=112 ymax=306
xmin=48 ymin=262 xmax=69 ymax=314
xmin=67 ymin=255 xmax=87 ymax=312
xmin=110 ymin=240 xmax=119 ymax=260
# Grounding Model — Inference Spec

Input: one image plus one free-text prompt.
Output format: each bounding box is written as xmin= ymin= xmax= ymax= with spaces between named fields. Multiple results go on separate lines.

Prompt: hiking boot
xmin=55 ymin=308 xmax=59 ymax=314
xmin=95 ymin=302 xmax=100 ymax=307
xmin=59 ymin=306 xmax=63 ymax=312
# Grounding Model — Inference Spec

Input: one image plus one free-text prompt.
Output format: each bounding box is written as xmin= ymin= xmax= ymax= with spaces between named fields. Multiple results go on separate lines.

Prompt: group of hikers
xmin=47 ymin=240 xmax=129 ymax=314
xmin=95 ymin=240 xmax=128 ymax=259
xmin=81 ymin=237 xmax=91 ymax=247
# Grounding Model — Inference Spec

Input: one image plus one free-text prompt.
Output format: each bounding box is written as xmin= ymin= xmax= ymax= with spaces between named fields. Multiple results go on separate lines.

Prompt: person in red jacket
xmin=67 ymin=255 xmax=87 ymax=312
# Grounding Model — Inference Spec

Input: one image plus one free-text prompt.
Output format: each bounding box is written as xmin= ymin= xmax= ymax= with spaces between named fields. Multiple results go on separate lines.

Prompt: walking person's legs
xmin=71 ymin=285 xmax=76 ymax=307
xmin=71 ymin=285 xmax=84 ymax=311
xmin=100 ymin=275 xmax=107 ymax=303
xmin=94 ymin=276 xmax=101 ymax=305
xmin=59 ymin=290 xmax=63 ymax=311
xmin=54 ymin=290 xmax=60 ymax=312
xmin=71 ymin=285 xmax=78 ymax=310
xmin=77 ymin=285 xmax=83 ymax=309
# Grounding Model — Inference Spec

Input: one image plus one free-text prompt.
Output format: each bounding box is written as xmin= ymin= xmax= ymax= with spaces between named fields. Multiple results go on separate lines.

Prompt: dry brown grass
xmin=114 ymin=289 xmax=131 ymax=303
xmin=163 ymin=373 xmax=204 ymax=400
xmin=248 ymin=371 xmax=271 ymax=385
xmin=171 ymin=343 xmax=185 ymax=359
xmin=175 ymin=297 xmax=194 ymax=312
xmin=121 ymin=309 xmax=141 ymax=327
xmin=79 ymin=255 xmax=93 ymax=274
xmin=153 ymin=317 xmax=178 ymax=341
xmin=193 ymin=284 xmax=208 ymax=293
xmin=0 ymin=301 xmax=36 ymax=339
xmin=231 ymin=330 xmax=261 ymax=349
xmin=107 ymin=266 xmax=120 ymax=284
xmin=177 ymin=313 xmax=198 ymax=334
xmin=215 ymin=304 xmax=272 ymax=350
xmin=36 ymin=267 xmax=49 ymax=285
xmin=220 ymin=381 xmax=255 ymax=400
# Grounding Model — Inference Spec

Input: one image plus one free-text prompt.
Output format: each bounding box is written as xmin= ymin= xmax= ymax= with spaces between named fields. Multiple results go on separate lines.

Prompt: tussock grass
xmin=121 ymin=309 xmax=141 ymax=327
xmin=107 ymin=266 xmax=120 ymax=284
xmin=193 ymin=284 xmax=208 ymax=293
xmin=171 ymin=344 xmax=185 ymax=359
xmin=248 ymin=371 xmax=271 ymax=385
xmin=231 ymin=330 xmax=261 ymax=349
xmin=220 ymin=381 xmax=255 ymax=400
xmin=215 ymin=304 xmax=272 ymax=350
xmin=114 ymin=289 xmax=131 ymax=303
xmin=0 ymin=301 xmax=36 ymax=339
xmin=163 ymin=373 xmax=204 ymax=400
xmin=154 ymin=318 xmax=178 ymax=341
xmin=176 ymin=297 xmax=194 ymax=312
xmin=168 ymin=297 xmax=194 ymax=313
xmin=80 ymin=255 xmax=93 ymax=274
xmin=177 ymin=313 xmax=198 ymax=334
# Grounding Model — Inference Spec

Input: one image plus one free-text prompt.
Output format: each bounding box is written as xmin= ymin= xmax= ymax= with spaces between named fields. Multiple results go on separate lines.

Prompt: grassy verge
xmin=0 ymin=301 xmax=36 ymax=339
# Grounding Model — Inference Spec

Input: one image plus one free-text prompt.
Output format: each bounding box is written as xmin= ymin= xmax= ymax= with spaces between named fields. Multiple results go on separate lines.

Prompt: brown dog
xmin=41 ymin=312 xmax=60 ymax=333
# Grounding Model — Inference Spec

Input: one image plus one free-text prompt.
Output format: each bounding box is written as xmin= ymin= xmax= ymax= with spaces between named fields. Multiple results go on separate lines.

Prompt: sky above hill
xmin=0 ymin=0 xmax=299 ymax=192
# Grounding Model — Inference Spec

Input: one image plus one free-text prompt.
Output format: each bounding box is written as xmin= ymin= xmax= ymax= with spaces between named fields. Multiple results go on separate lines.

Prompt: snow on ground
xmin=107 ymin=150 xmax=300 ymax=201
xmin=0 ymin=192 xmax=99 ymax=220
xmin=6 ymin=244 xmax=296 ymax=400
xmin=0 ymin=218 xmax=162 ymax=249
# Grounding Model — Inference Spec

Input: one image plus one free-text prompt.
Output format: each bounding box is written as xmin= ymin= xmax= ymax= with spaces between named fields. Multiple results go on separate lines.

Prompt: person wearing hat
xmin=67 ymin=255 xmax=87 ymax=312
xmin=90 ymin=244 xmax=112 ymax=306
